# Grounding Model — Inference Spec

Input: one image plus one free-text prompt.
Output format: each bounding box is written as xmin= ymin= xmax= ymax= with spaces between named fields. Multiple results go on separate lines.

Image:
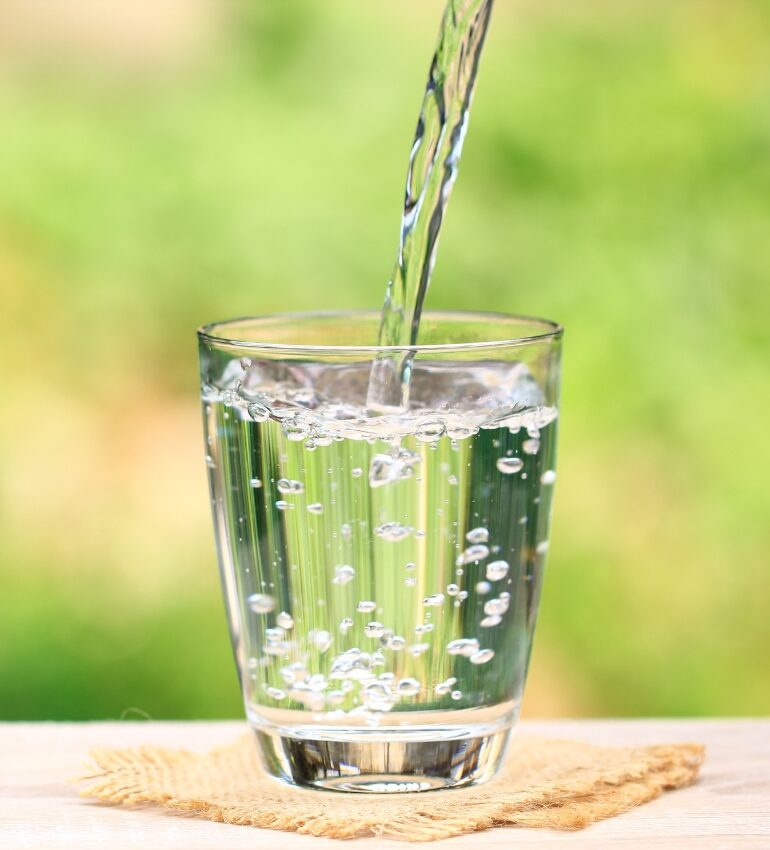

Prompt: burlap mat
xmin=79 ymin=733 xmax=704 ymax=841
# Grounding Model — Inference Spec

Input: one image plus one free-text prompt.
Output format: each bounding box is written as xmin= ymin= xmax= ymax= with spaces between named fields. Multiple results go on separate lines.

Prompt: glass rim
xmin=197 ymin=310 xmax=563 ymax=354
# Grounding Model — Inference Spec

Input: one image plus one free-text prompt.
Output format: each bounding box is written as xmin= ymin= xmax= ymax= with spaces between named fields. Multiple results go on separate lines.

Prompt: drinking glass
xmin=198 ymin=310 xmax=562 ymax=792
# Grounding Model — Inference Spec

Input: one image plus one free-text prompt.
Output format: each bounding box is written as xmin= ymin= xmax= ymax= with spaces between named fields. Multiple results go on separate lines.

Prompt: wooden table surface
xmin=1 ymin=719 xmax=768 ymax=849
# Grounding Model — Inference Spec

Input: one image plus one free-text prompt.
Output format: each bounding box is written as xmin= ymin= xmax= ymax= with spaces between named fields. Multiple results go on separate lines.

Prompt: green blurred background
xmin=1 ymin=0 xmax=768 ymax=721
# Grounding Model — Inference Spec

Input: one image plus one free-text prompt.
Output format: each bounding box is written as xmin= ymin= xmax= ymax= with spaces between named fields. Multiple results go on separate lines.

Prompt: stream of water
xmin=368 ymin=0 xmax=494 ymax=411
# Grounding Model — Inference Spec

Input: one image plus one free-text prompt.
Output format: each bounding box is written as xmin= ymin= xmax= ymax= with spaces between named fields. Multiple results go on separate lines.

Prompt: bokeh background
xmin=1 ymin=0 xmax=768 ymax=721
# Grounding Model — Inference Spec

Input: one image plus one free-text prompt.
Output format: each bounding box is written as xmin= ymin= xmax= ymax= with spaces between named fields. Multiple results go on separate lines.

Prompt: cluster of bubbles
xmin=249 ymin=611 xmax=503 ymax=721
xmin=245 ymin=507 xmax=545 ymax=721
xmin=242 ymin=485 xmax=555 ymax=723
xmin=253 ymin=643 xmax=433 ymax=720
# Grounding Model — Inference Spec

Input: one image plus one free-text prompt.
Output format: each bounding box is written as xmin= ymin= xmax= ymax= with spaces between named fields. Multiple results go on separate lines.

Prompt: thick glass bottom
xmin=251 ymin=706 xmax=515 ymax=792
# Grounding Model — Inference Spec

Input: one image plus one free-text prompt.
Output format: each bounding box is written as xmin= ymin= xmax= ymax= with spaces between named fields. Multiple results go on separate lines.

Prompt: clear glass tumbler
xmin=198 ymin=311 xmax=562 ymax=792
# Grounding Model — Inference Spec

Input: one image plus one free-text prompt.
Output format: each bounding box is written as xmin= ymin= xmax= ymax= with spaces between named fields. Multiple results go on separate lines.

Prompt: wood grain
xmin=0 ymin=719 xmax=768 ymax=848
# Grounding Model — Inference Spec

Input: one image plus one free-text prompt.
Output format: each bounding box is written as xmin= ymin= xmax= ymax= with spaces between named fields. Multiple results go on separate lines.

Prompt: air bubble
xmin=405 ymin=577 xmax=417 ymax=587
xmin=310 ymin=630 xmax=332 ymax=653
xmin=456 ymin=544 xmax=490 ymax=565
xmin=480 ymin=614 xmax=502 ymax=627
xmin=434 ymin=677 xmax=457 ymax=696
xmin=277 ymin=478 xmax=304 ymax=495
xmin=375 ymin=522 xmax=413 ymax=542
xmin=475 ymin=580 xmax=491 ymax=594
xmin=249 ymin=477 xmax=262 ymax=488
xmin=466 ymin=527 xmax=489 ymax=544
xmin=339 ymin=617 xmax=353 ymax=633
xmin=448 ymin=475 xmax=459 ymax=486
xmin=365 ymin=621 xmax=385 ymax=638
xmin=247 ymin=593 xmax=275 ymax=614
xmin=364 ymin=681 xmax=392 ymax=701
xmin=446 ymin=638 xmax=480 ymax=657
xmin=332 ymin=565 xmax=356 ymax=585
xmin=484 ymin=596 xmax=510 ymax=616
xmin=330 ymin=648 xmax=372 ymax=679
xmin=341 ymin=523 xmax=353 ymax=541
xmin=276 ymin=612 xmax=294 ymax=630
xmin=265 ymin=686 xmax=285 ymax=700
xmin=351 ymin=467 xmax=363 ymax=478
xmin=522 ymin=438 xmax=540 ymax=455
xmin=486 ymin=560 xmax=510 ymax=581
xmin=541 ymin=469 xmax=557 ymax=485
xmin=396 ymin=678 xmax=421 ymax=697
xmin=307 ymin=502 xmax=324 ymax=515
xmin=451 ymin=690 xmax=463 ymax=701
xmin=384 ymin=635 xmax=406 ymax=651
xmin=416 ymin=418 xmax=445 ymax=442
xmin=536 ymin=541 xmax=550 ymax=554
xmin=415 ymin=623 xmax=434 ymax=634
xmin=470 ymin=648 xmax=495 ymax=665
xmin=275 ymin=500 xmax=291 ymax=511
xmin=357 ymin=600 xmax=377 ymax=613
xmin=496 ymin=457 xmax=524 ymax=474
xmin=409 ymin=643 xmax=430 ymax=656
xmin=423 ymin=593 xmax=445 ymax=607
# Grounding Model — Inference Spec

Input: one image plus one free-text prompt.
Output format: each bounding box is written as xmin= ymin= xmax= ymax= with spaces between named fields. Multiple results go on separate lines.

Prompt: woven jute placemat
xmin=79 ymin=733 xmax=704 ymax=841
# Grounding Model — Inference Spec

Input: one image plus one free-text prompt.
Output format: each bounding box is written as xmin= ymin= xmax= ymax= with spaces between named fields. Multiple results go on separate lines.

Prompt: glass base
xmin=254 ymin=721 xmax=512 ymax=792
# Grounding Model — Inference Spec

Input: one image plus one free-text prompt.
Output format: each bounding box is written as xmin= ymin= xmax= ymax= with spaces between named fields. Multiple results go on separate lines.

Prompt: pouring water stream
xmin=367 ymin=0 xmax=495 ymax=412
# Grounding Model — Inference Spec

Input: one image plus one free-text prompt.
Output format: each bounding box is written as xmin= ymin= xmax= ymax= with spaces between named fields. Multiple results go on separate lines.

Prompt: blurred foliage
xmin=0 ymin=0 xmax=768 ymax=720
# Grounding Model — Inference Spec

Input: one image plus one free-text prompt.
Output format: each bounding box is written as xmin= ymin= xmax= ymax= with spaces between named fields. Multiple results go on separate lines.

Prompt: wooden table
xmin=1 ymin=720 xmax=768 ymax=848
